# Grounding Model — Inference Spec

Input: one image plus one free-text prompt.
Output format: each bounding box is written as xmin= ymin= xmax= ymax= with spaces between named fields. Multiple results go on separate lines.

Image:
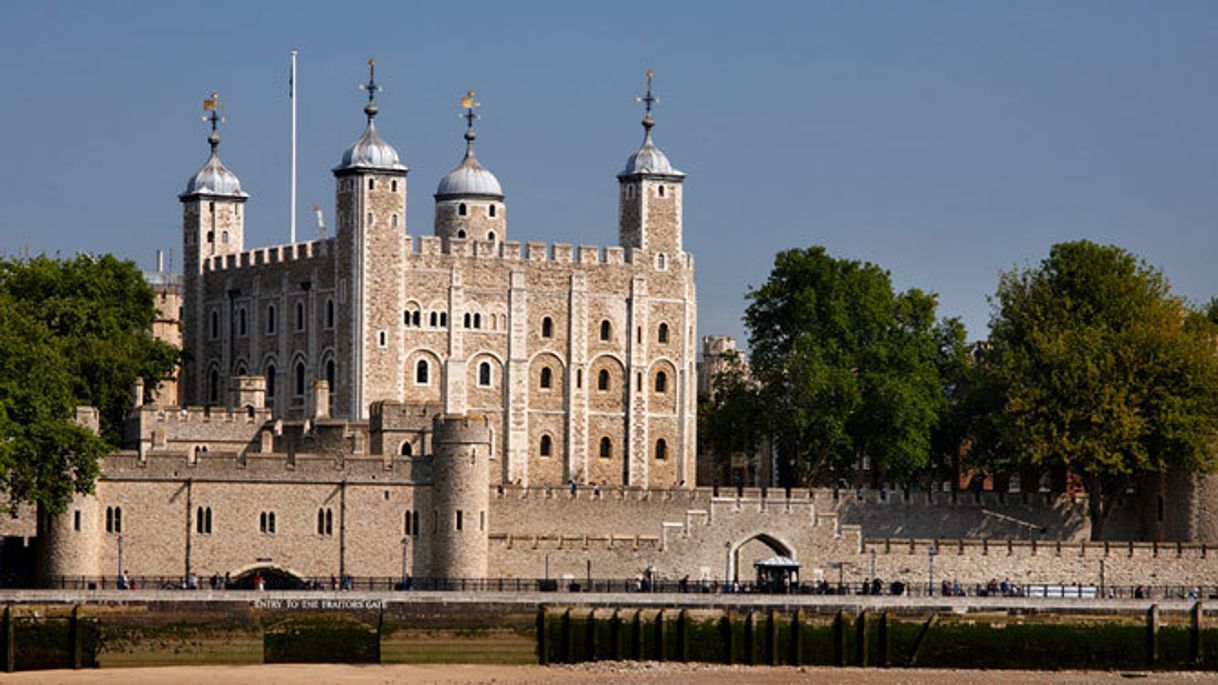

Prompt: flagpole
xmin=290 ymin=50 xmax=298 ymax=244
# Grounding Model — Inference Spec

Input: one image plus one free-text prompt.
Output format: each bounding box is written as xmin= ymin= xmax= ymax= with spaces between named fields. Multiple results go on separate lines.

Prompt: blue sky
xmin=1 ymin=2 xmax=1216 ymax=344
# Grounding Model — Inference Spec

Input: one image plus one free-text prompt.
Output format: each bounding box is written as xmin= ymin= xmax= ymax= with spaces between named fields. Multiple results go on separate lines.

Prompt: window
xmin=658 ymin=184 xmax=665 ymax=197
xmin=429 ymin=312 xmax=438 ymax=327
xmin=636 ymin=372 xmax=642 ymax=392
xmin=325 ymin=299 xmax=335 ymax=328
xmin=294 ymin=361 xmax=306 ymax=397
xmin=392 ymin=214 xmax=398 ymax=228
xmin=413 ymin=310 xmax=421 ymax=326
xmin=440 ymin=312 xmax=448 ymax=327
xmin=415 ymin=359 xmax=429 ymax=385
xmin=369 ymin=178 xmax=375 ymax=190
xmin=658 ymin=323 xmax=669 ymax=344
xmin=318 ymin=508 xmax=333 ymax=536
xmin=463 ymin=313 xmax=471 ymax=329
xmin=73 ymin=510 xmax=81 ymax=532
xmin=599 ymin=437 xmax=612 ymax=459
xmin=456 ymin=510 xmax=463 ymax=531
xmin=597 ymin=369 xmax=610 ymax=391
xmin=655 ymin=439 xmax=668 ymax=461
xmin=208 ymin=368 xmax=220 ymax=404
xmin=637 ymin=327 xmax=642 ymax=343
xmin=105 ymin=506 xmax=122 ymax=534
xmin=474 ymin=313 xmax=481 ymax=329
xmin=260 ymin=511 xmax=276 ymax=534
xmin=539 ymin=366 xmax=552 ymax=389
xmin=267 ymin=305 xmax=277 ymax=334
xmin=540 ymin=434 xmax=552 ymax=457
xmin=196 ymin=507 xmax=212 ymax=534
xmin=210 ymin=311 xmax=219 ymax=339
xmin=656 ymin=253 xmax=667 ymax=270
xmin=458 ymin=203 xmax=467 ymax=216
xmin=265 ymin=364 xmax=277 ymax=398
xmin=378 ymin=331 xmax=387 ymax=347
xmin=655 ymin=371 xmax=667 ymax=393
xmin=457 ymin=229 xmax=467 ymax=238
xmin=541 ymin=317 xmax=553 ymax=338
xmin=576 ymin=369 xmax=583 ymax=388
xmin=237 ymin=308 xmax=247 ymax=336
xmin=401 ymin=441 xmax=413 ymax=456
xmin=599 ymin=320 xmax=611 ymax=341
xmin=222 ymin=231 xmax=229 ymax=244
xmin=295 ymin=302 xmax=305 ymax=331
xmin=488 ymin=204 xmax=497 ymax=218
xmin=392 ymin=180 xmax=398 ymax=192
xmin=487 ymin=231 xmax=496 ymax=242
xmin=478 ymin=361 xmax=492 ymax=387
xmin=325 ymin=359 xmax=336 ymax=392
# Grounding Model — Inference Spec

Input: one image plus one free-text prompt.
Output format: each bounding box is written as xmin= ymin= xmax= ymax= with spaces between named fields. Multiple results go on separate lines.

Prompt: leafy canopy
xmin=972 ymin=241 xmax=1218 ymax=536
xmin=742 ymin=246 xmax=965 ymax=484
xmin=0 ymin=254 xmax=177 ymax=513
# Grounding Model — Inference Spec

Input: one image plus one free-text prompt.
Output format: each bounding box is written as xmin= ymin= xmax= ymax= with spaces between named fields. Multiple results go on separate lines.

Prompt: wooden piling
xmin=878 ymin=611 xmax=891 ymax=668
xmin=676 ymin=609 xmax=688 ymax=662
xmin=633 ymin=610 xmax=645 ymax=660
xmin=908 ymin=613 xmax=938 ymax=667
xmin=561 ymin=608 xmax=573 ymax=664
xmin=790 ymin=609 xmax=803 ymax=666
xmin=1192 ymin=601 xmax=1204 ymax=666
xmin=745 ymin=611 xmax=757 ymax=665
xmin=1147 ymin=604 xmax=1160 ymax=666
xmin=766 ymin=609 xmax=778 ymax=665
xmin=655 ymin=610 xmax=666 ymax=662
xmin=69 ymin=605 xmax=82 ymax=670
xmin=721 ymin=612 xmax=734 ymax=665
xmin=2 ymin=604 xmax=13 ymax=673
xmin=536 ymin=606 xmax=548 ymax=665
xmin=610 ymin=609 xmax=623 ymax=661
xmin=586 ymin=609 xmax=597 ymax=662
xmin=833 ymin=610 xmax=846 ymax=666
xmin=855 ymin=610 xmax=869 ymax=667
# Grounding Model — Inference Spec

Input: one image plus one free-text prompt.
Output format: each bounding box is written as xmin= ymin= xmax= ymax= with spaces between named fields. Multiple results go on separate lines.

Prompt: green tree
xmin=698 ymin=350 xmax=765 ymax=475
xmin=744 ymin=246 xmax=963 ymax=485
xmin=972 ymin=241 xmax=1218 ymax=539
xmin=0 ymin=254 xmax=177 ymax=513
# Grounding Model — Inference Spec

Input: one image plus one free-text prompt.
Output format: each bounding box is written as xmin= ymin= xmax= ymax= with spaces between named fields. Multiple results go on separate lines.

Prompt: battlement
xmin=490 ymin=532 xmax=663 ymax=552
xmin=101 ymin=448 xmax=427 ymax=483
xmin=432 ymin=413 xmax=492 ymax=445
xmin=203 ymin=238 xmax=333 ymax=273
xmin=134 ymin=404 xmax=272 ymax=426
xmin=403 ymin=234 xmax=693 ymax=269
xmin=862 ymin=536 xmax=1214 ymax=560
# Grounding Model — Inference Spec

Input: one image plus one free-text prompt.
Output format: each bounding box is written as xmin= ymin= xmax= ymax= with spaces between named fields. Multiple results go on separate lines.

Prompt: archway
xmin=228 ymin=564 xmax=309 ymax=590
xmin=729 ymin=533 xmax=793 ymax=583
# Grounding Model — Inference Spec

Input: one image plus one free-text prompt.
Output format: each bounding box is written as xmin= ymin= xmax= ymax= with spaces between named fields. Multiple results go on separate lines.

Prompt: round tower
xmin=429 ymin=413 xmax=492 ymax=580
xmin=37 ymin=493 xmax=102 ymax=583
xmin=434 ymin=91 xmax=505 ymax=243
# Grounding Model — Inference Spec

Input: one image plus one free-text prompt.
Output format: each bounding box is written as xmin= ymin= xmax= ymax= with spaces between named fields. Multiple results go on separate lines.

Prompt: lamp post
xmin=724 ymin=540 xmax=732 ymax=585
xmin=1099 ymin=558 xmax=1106 ymax=598
xmin=400 ymin=536 xmax=409 ymax=589
xmin=117 ymin=533 xmax=124 ymax=580
xmin=928 ymin=543 xmax=938 ymax=596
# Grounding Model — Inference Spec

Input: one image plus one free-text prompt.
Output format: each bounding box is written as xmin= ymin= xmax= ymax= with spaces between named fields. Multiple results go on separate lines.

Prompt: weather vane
xmin=460 ymin=90 xmax=480 ymax=139
xmin=636 ymin=69 xmax=658 ymax=128
xmin=359 ymin=59 xmax=381 ymax=119
xmin=201 ymin=91 xmax=225 ymax=149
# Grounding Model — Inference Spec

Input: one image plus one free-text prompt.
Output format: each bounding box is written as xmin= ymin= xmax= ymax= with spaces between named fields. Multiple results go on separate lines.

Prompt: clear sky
xmin=1 ymin=1 xmax=1215 ymax=344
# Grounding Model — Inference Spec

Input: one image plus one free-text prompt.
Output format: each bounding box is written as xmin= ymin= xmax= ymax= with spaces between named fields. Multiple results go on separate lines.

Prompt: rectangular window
xmin=456 ymin=510 xmax=463 ymax=531
xmin=73 ymin=510 xmax=81 ymax=532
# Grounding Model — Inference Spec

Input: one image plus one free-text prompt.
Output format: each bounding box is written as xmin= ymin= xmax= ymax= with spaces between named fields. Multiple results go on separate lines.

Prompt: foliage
xmin=742 ymin=246 xmax=965 ymax=484
xmin=970 ymin=241 xmax=1218 ymax=538
xmin=0 ymin=254 xmax=177 ymax=513
xmin=698 ymin=350 xmax=765 ymax=470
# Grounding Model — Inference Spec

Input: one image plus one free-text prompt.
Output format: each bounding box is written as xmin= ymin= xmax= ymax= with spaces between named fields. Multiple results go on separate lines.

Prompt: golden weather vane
xmin=460 ymin=90 xmax=481 ymax=132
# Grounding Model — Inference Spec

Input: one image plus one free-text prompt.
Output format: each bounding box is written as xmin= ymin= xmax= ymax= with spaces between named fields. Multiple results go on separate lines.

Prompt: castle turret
xmin=429 ymin=414 xmax=491 ymax=579
xmin=434 ymin=91 xmax=505 ymax=243
xmin=37 ymin=408 xmax=103 ymax=583
xmin=180 ymin=93 xmax=248 ymax=406
xmin=333 ymin=60 xmax=408 ymax=419
xmin=618 ymin=70 xmax=685 ymax=260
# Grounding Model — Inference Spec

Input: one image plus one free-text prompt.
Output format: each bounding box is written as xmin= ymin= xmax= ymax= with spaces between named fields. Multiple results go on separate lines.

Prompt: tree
xmin=972 ymin=241 xmax=1218 ymax=539
xmin=0 ymin=254 xmax=177 ymax=513
xmin=698 ymin=350 xmax=766 ymax=480
xmin=744 ymin=246 xmax=964 ymax=485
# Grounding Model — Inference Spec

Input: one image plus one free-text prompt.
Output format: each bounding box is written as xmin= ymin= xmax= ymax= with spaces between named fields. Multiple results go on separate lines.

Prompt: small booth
xmin=753 ymin=556 xmax=801 ymax=593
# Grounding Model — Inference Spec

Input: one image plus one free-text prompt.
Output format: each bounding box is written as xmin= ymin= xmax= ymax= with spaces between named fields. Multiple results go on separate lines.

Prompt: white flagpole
xmin=290 ymin=50 xmax=298 ymax=244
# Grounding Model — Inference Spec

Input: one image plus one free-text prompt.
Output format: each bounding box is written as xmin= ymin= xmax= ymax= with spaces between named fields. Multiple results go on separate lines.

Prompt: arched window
xmin=412 ymin=310 xmax=420 ymax=326
xmin=429 ymin=312 xmax=438 ymax=327
xmin=457 ymin=229 xmax=467 ymax=238
xmin=401 ymin=441 xmax=413 ymax=456
xmin=658 ymin=322 xmax=669 ymax=344
xmin=655 ymin=439 xmax=668 ymax=460
xmin=295 ymin=302 xmax=305 ymax=331
xmin=463 ymin=313 xmax=471 ymax=328
xmin=599 ymin=320 xmax=611 ymax=341
xmin=488 ymin=204 xmax=497 ymax=218
xmin=326 ymin=299 xmax=335 ymax=328
xmin=238 ymin=308 xmax=247 ymax=336
xmin=597 ymin=369 xmax=610 ymax=391
xmin=221 ymin=231 xmax=229 ymax=243
xmin=655 ymin=371 xmax=667 ymax=393
xmin=415 ymin=359 xmax=429 ymax=385
xmin=599 ymin=437 xmax=612 ymax=459
xmin=458 ymin=203 xmax=467 ymax=216
xmin=540 ymin=434 xmax=552 ymax=457
xmin=656 ymin=253 xmax=667 ymax=270
xmin=440 ymin=312 xmax=448 ymax=327
xmin=294 ymin=361 xmax=306 ymax=396
xmin=210 ymin=311 xmax=219 ymax=339
xmin=208 ymin=368 xmax=220 ymax=404
xmin=318 ymin=508 xmax=333 ymax=536
xmin=391 ymin=180 xmax=397 ymax=192
xmin=267 ymin=305 xmax=277 ymax=334
xmin=479 ymin=361 xmax=492 ymax=387
xmin=487 ymin=231 xmax=496 ymax=242
xmin=235 ymin=362 xmax=247 ymax=376
xmin=658 ymin=184 xmax=666 ymax=197
xmin=541 ymin=317 xmax=553 ymax=338
xmin=325 ymin=359 xmax=336 ymax=392
xmin=265 ymin=364 xmax=277 ymax=398
xmin=540 ymin=366 xmax=552 ymax=389
xmin=105 ymin=506 xmax=123 ymax=533
xmin=474 ymin=313 xmax=482 ymax=329
xmin=325 ymin=508 xmax=333 ymax=535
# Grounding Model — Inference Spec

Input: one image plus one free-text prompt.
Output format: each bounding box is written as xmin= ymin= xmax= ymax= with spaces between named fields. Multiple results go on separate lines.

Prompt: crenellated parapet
xmin=203 ymin=238 xmax=333 ymax=273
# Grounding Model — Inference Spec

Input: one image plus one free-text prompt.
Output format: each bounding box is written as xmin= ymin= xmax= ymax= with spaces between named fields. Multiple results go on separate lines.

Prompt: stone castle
xmin=21 ymin=65 xmax=1218 ymax=591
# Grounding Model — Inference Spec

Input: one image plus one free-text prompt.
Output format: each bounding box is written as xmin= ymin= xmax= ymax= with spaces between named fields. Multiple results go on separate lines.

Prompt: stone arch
xmin=227 ymin=563 xmax=309 ymax=590
xmin=729 ymin=532 xmax=795 ymax=583
xmin=468 ymin=351 xmax=504 ymax=406
xmin=588 ymin=354 xmax=625 ymax=413
xmin=648 ymin=358 xmax=679 ymax=414
xmin=530 ymin=352 xmax=566 ymax=411
xmin=405 ymin=347 xmax=443 ymax=403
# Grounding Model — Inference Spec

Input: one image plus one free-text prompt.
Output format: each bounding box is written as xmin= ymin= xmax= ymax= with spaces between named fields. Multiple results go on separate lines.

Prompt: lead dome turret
xmin=181 ymin=132 xmax=248 ymax=199
xmin=434 ymin=91 xmax=506 ymax=243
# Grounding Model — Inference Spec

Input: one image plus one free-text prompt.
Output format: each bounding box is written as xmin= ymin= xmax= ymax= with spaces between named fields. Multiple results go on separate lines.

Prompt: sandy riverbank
xmin=6 ymin=663 xmax=1218 ymax=685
